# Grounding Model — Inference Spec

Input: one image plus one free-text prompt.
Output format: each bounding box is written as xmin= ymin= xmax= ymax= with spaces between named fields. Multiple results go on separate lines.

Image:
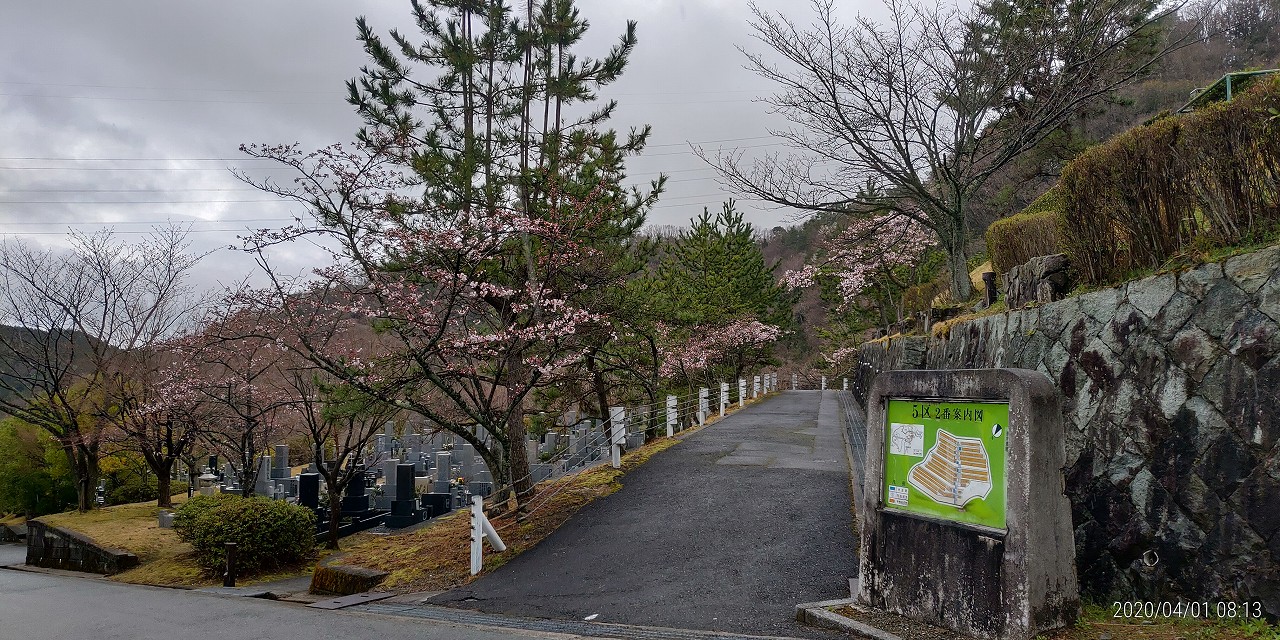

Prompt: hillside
xmin=0 ymin=325 xmax=101 ymax=414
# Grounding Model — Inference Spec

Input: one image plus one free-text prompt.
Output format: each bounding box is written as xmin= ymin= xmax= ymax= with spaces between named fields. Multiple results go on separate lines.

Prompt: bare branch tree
xmin=0 ymin=227 xmax=204 ymax=511
xmin=284 ymin=366 xmax=396 ymax=549
xmin=709 ymin=0 xmax=1199 ymax=299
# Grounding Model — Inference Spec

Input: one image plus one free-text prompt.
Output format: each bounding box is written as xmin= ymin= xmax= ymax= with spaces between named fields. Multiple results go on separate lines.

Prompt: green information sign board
xmin=882 ymin=398 xmax=1009 ymax=530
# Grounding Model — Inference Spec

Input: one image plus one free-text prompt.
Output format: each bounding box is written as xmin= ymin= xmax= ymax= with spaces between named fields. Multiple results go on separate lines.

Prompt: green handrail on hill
xmin=1179 ymin=68 xmax=1280 ymax=112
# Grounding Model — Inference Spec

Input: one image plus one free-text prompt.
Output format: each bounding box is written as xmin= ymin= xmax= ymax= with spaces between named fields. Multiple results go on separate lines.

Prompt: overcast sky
xmin=0 ymin=0 xmax=880 ymax=292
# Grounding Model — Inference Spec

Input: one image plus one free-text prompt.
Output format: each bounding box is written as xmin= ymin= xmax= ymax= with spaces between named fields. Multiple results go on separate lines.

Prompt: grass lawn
xmin=36 ymin=494 xmax=326 ymax=588
xmin=38 ymin=494 xmax=211 ymax=587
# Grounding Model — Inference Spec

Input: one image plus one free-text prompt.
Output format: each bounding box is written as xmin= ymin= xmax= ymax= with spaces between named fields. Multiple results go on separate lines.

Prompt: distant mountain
xmin=0 ymin=325 xmax=101 ymax=415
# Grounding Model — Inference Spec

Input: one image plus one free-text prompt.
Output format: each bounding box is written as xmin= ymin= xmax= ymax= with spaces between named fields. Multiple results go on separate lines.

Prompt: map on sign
xmin=906 ymin=429 xmax=992 ymax=507
xmin=882 ymin=398 xmax=1008 ymax=530
xmin=889 ymin=422 xmax=924 ymax=457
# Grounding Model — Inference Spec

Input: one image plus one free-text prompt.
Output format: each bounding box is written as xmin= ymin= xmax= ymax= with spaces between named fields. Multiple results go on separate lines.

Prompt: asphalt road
xmin=429 ymin=391 xmax=858 ymax=639
xmin=0 ymin=543 xmax=576 ymax=640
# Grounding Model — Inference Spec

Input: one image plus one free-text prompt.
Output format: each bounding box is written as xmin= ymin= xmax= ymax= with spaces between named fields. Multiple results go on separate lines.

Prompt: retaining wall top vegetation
xmin=850 ymin=244 xmax=1280 ymax=616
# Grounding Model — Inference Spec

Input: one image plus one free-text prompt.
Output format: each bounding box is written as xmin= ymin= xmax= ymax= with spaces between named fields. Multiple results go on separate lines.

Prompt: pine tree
xmin=656 ymin=201 xmax=791 ymax=328
xmin=332 ymin=0 xmax=660 ymax=502
xmin=651 ymin=201 xmax=793 ymax=385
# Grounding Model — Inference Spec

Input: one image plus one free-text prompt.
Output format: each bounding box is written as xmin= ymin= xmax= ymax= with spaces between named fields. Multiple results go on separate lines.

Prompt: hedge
xmin=986 ymin=186 xmax=1065 ymax=275
xmin=173 ymin=494 xmax=315 ymax=575
xmin=1058 ymin=75 xmax=1280 ymax=285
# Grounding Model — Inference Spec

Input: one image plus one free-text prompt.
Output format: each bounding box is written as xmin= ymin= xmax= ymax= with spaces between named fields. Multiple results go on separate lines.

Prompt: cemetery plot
xmin=906 ymin=429 xmax=992 ymax=508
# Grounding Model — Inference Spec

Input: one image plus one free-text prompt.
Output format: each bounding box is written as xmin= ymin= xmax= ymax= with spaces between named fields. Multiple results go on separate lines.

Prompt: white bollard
xmin=609 ymin=406 xmax=625 ymax=469
xmin=792 ymin=374 xmax=798 ymax=390
xmin=843 ymin=377 xmax=849 ymax=391
xmin=753 ymin=375 xmax=760 ymax=398
xmin=720 ymin=382 xmax=729 ymax=417
xmin=666 ymin=395 xmax=677 ymax=437
xmin=739 ymin=379 xmax=746 ymax=407
xmin=698 ymin=388 xmax=709 ymax=426
xmin=470 ymin=494 xmax=506 ymax=576
xmin=821 ymin=376 xmax=827 ymax=390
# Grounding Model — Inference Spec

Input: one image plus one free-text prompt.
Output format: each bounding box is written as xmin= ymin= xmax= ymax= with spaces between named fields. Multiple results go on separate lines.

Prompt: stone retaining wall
xmin=0 ymin=523 xmax=25 ymax=543
xmin=850 ymin=245 xmax=1280 ymax=615
xmin=25 ymin=520 xmax=138 ymax=575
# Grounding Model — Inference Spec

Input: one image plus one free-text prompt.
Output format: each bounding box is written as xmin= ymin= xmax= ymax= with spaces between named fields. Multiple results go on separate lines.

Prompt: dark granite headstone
xmin=298 ymin=473 xmax=320 ymax=510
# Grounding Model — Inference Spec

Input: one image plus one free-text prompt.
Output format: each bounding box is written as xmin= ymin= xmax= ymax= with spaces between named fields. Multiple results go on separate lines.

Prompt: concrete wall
xmin=849 ymin=244 xmax=1280 ymax=615
xmin=25 ymin=520 xmax=138 ymax=575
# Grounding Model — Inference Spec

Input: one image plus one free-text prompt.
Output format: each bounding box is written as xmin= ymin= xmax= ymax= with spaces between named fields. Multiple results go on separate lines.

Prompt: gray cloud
xmin=1 ymin=0 xmax=886 ymax=292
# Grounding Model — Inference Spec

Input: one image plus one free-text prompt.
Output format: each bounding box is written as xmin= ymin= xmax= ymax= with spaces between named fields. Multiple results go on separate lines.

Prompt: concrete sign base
xmin=856 ymin=368 xmax=1078 ymax=640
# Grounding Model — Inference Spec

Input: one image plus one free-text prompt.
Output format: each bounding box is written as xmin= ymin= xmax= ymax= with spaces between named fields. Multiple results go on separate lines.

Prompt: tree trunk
xmin=156 ymin=459 xmax=174 ymax=508
xmin=587 ymin=350 xmax=610 ymax=427
xmin=327 ymin=483 xmax=343 ymax=550
xmin=506 ymin=409 xmax=533 ymax=505
xmin=67 ymin=442 xmax=100 ymax=512
xmin=947 ymin=247 xmax=973 ymax=302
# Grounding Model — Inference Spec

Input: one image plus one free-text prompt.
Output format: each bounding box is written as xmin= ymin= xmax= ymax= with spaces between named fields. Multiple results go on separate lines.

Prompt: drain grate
xmin=352 ymin=603 xmax=807 ymax=640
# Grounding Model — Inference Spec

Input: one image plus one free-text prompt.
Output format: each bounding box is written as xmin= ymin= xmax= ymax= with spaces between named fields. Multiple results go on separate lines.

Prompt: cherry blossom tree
xmin=781 ymin=213 xmax=938 ymax=327
xmin=102 ymin=339 xmax=211 ymax=508
xmin=0 ymin=227 xmax=204 ymax=511
xmin=189 ymin=304 xmax=300 ymax=497
xmin=284 ymin=367 xmax=397 ymax=549
xmin=658 ymin=318 xmax=784 ymax=391
xmin=234 ymin=139 xmax=632 ymax=506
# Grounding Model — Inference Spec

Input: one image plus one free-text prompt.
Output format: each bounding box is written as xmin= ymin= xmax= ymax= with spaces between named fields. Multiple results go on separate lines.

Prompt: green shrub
xmin=986 ymin=186 xmax=1065 ymax=275
xmin=1058 ymin=75 xmax=1280 ymax=285
xmin=173 ymin=494 xmax=316 ymax=575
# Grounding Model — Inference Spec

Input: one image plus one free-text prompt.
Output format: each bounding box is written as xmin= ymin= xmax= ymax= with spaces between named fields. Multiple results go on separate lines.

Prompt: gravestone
xmin=384 ymin=464 xmax=425 ymax=528
xmin=625 ymin=432 xmax=645 ymax=450
xmin=298 ymin=473 xmax=320 ymax=510
xmin=467 ymin=481 xmax=494 ymax=498
xmin=254 ymin=455 xmax=273 ymax=496
xmin=420 ymin=492 xmax=451 ymax=518
xmin=458 ymin=443 xmax=476 ymax=480
xmin=857 ymin=368 xmax=1078 ymax=640
xmin=341 ymin=473 xmax=371 ymax=514
xmin=271 ymin=444 xmax=290 ymax=479
xmin=434 ymin=452 xmax=451 ymax=487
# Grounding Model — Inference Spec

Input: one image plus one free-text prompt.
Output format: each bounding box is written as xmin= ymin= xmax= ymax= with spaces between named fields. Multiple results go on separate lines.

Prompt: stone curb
xmin=794 ymin=598 xmax=903 ymax=640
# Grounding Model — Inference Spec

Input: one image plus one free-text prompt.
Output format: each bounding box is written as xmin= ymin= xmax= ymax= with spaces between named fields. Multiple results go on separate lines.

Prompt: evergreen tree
xmin=651 ymin=201 xmax=793 ymax=386
xmin=243 ymin=0 xmax=661 ymax=504
xmin=655 ymin=201 xmax=792 ymax=329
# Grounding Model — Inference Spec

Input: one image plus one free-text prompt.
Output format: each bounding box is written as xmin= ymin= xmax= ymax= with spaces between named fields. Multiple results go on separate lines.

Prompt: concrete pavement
xmin=424 ymin=391 xmax=858 ymax=639
xmin=0 ymin=543 xmax=577 ymax=640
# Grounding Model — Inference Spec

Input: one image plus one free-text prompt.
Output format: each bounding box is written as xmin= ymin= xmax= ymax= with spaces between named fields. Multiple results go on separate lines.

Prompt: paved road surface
xmin=427 ymin=391 xmax=858 ymax=638
xmin=0 ymin=543 xmax=574 ymax=640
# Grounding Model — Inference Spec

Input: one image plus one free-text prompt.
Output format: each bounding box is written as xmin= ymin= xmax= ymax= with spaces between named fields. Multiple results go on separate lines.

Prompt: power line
xmin=0 ymin=187 xmax=260 ymax=193
xmin=1 ymin=79 xmax=777 ymax=98
xmin=0 ymin=137 xmax=781 ymax=162
xmin=0 ymin=199 xmax=285 ymax=204
xmin=0 ymin=231 xmax=254 ymax=239
xmin=0 ymin=217 xmax=294 ymax=226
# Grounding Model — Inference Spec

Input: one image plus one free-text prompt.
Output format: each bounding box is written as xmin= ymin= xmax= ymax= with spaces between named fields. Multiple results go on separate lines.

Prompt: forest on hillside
xmin=764 ymin=0 xmax=1280 ymax=363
